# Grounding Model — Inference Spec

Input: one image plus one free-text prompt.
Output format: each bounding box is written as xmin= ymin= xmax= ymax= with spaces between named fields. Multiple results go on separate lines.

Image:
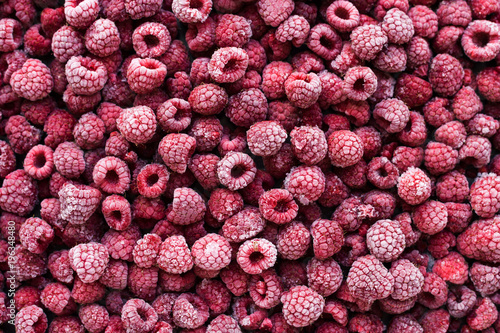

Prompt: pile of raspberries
xmin=1 ymin=0 xmax=500 ymax=331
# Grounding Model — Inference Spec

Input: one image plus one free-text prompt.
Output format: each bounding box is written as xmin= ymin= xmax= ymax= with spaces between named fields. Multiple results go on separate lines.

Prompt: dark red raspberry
xmin=413 ymin=200 xmax=448 ymax=235
xmin=226 ymin=88 xmax=267 ymax=127
xmin=446 ymin=285 xmax=477 ymax=318
xmin=281 ymin=285 xmax=325 ymax=328
xmin=5 ymin=115 xmax=42 ymax=155
xmin=394 ymin=73 xmax=432 ymax=108
xmin=0 ymin=141 xmax=15 ymax=179
xmin=310 ymin=218 xmax=343 ymax=260
xmin=424 ymin=141 xmax=459 ymax=175
xmin=408 ymin=5 xmax=438 ymax=38
xmin=23 ymin=24 xmax=51 ymax=57
xmin=166 ymin=71 xmax=192 ymax=100
xmin=470 ymin=173 xmax=500 ymax=218
xmin=0 ymin=170 xmax=37 ymax=217
xmin=467 ymin=297 xmax=498 ymax=330
xmin=350 ymin=24 xmax=388 ymax=61
xmin=101 ymin=195 xmax=132 ymax=231
xmin=417 ymin=272 xmax=448 ymax=309
xmin=215 ymin=14 xmax=252 ymax=48
xmin=186 ymin=17 xmax=216 ymax=52
xmin=429 ymin=54 xmax=465 ymax=97
xmin=71 ymin=277 xmax=106 ymax=304
xmin=276 ymin=221 xmax=310 ymax=260
xmin=436 ymin=170 xmax=469 ymax=202
xmin=477 ymin=67 xmax=500 ymax=102
xmin=248 ymin=269 xmax=283 ymax=309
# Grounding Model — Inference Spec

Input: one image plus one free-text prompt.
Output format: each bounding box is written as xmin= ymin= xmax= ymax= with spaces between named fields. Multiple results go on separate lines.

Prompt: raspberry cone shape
xmin=470 ymin=173 xmax=500 ymax=218
xmin=457 ymin=216 xmax=500 ymax=263
xmin=192 ymin=233 xmax=231 ymax=271
xmin=328 ymin=130 xmax=364 ymax=168
xmin=428 ymin=54 xmax=464 ymax=97
xmin=167 ymin=187 xmax=206 ymax=225
xmin=397 ymin=167 xmax=432 ymax=205
xmin=311 ymin=219 xmax=344 ymax=260
xmin=157 ymin=235 xmax=193 ymax=274
xmin=85 ymin=18 xmax=121 ymax=58
xmin=290 ymin=126 xmax=328 ymax=165
xmin=10 ymin=59 xmax=53 ymax=101
xmin=246 ymin=121 xmax=287 ymax=157
xmin=65 ymin=56 xmax=108 ymax=96
xmin=69 ymin=242 xmax=109 ymax=283
xmin=158 ymin=133 xmax=197 ymax=174
xmin=117 ymin=106 xmax=157 ymax=145
xmin=366 ymin=219 xmax=405 ymax=262
xmin=127 ymin=58 xmax=167 ymax=94
xmin=347 ymin=255 xmax=395 ymax=301
xmin=281 ymin=286 xmax=325 ymax=327
xmin=59 ymin=183 xmax=102 ymax=225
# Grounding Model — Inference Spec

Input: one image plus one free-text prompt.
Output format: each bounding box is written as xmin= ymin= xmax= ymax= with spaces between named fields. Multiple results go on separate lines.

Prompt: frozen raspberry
xmin=92 ymin=156 xmax=130 ymax=194
xmin=436 ymin=0 xmax=472 ymax=27
xmin=276 ymin=221 xmax=310 ymax=260
xmin=477 ymin=67 xmax=500 ymax=102
xmin=305 ymin=24 xmax=341 ymax=62
xmin=381 ymin=8 xmax=414 ymax=45
xmin=79 ymin=304 xmax=109 ymax=333
xmin=69 ymin=242 xmax=109 ymax=283
xmin=101 ymin=194 xmax=131 ymax=231
xmin=74 ymin=114 xmax=106 ymax=151
xmin=116 ymin=106 xmax=157 ymax=145
xmin=167 ymin=187 xmax=205 ymax=225
xmin=406 ymin=36 xmax=431 ymax=69
xmin=64 ymin=0 xmax=99 ymax=29
xmin=188 ymin=84 xmax=227 ymax=116
xmin=47 ymin=250 xmax=73 ymax=284
xmin=95 ymin=104 xmax=121 ymax=135
xmin=459 ymin=135 xmax=492 ymax=168
xmin=166 ymin=71 xmax=192 ymax=100
xmin=0 ymin=170 xmax=37 ymax=217
xmin=0 ymin=19 xmax=22 ymax=52
xmin=135 ymin=163 xmax=169 ymax=198
xmin=366 ymin=219 xmax=405 ymax=262
xmin=471 ymin=0 xmax=499 ymax=18
xmin=126 ymin=58 xmax=167 ymax=94
xmin=207 ymin=314 xmax=241 ymax=333
xmin=59 ymin=183 xmax=101 ymax=225
xmin=435 ymin=171 xmax=470 ymax=204
xmin=189 ymin=154 xmax=220 ymax=190
xmin=310 ymin=219 xmax=344 ymax=260
xmin=122 ymin=299 xmax=158 ymax=333
xmin=261 ymin=61 xmax=292 ymax=99
xmin=237 ymin=238 xmax=278 ymax=274
xmin=425 ymin=99 xmax=454 ymax=128
xmin=131 ymin=23 xmax=170 ymax=59
xmin=347 ymin=255 xmax=394 ymax=301
xmin=0 ymin=141 xmax=15 ymax=179
xmin=40 ymin=283 xmax=73 ymax=315
xmin=191 ymin=233 xmax=231 ymax=271
xmin=222 ymin=207 xmax=265 ymax=242
xmin=317 ymin=71 xmax=345 ymax=109
xmin=208 ymin=47 xmax=248 ymax=83
xmin=373 ymin=45 xmax=407 ymax=73
xmin=446 ymin=202 xmax=473 ymax=233
xmin=413 ymin=200 xmax=448 ymax=235
xmin=284 ymin=165 xmax=326 ymax=205
xmin=49 ymin=316 xmax=85 ymax=333
xmin=257 ymin=0 xmax=294 ymax=27
xmin=462 ymin=20 xmax=500 ymax=62
xmin=432 ymin=251 xmax=468 ymax=284
xmin=389 ymin=259 xmax=424 ymax=301
xmin=328 ymin=130 xmax=364 ymax=168
xmin=158 ymin=133 xmax=196 ymax=174
xmin=366 ymin=157 xmax=399 ymax=189
xmin=398 ymin=112 xmax=427 ymax=147
xmin=10 ymin=59 xmax=53 ymax=101
xmin=467 ymin=114 xmax=500 ymax=137
xmin=424 ymin=142 xmax=459 ymax=175
xmin=289 ymin=126 xmax=327 ymax=165
xmin=65 ymin=57 xmax=108 ymax=97
xmin=331 ymin=196 xmax=372 ymax=231
xmin=19 ymin=217 xmax=53 ymax=255
xmin=219 ymin=261 xmax=250 ymax=296
xmin=99 ymin=259 xmax=128 ymax=290
xmin=71 ymin=276 xmax=106 ymax=304
xmin=281 ymin=285 xmax=324 ymax=327
xmin=185 ymin=17 xmax=216 ymax=52
xmin=128 ymin=264 xmax=159 ymax=300
xmin=434 ymin=121 xmax=467 ymax=150
xmin=155 ymin=235 xmax=192 ymax=274
xmin=350 ymin=24 xmax=388 ymax=61
xmin=447 ymin=285 xmax=477 ymax=318
xmin=155 ymin=100 xmax=191 ymax=134
xmin=306 ymin=258 xmax=342 ymax=297
xmin=394 ymin=74 xmax=432 ymax=108
xmin=429 ymin=54 xmax=465 ymax=97
xmin=427 ymin=230 xmax=456 ymax=259
xmin=257 ymin=189 xmax=297 ymax=225
xmin=469 ymin=173 xmax=500 ymax=218
xmin=470 ymin=263 xmax=500 ymax=296
xmin=432 ymin=25 xmax=464 ymax=57
xmin=215 ymin=14 xmax=252 ymax=48
xmin=325 ymin=1 xmax=359 ymax=33
xmin=419 ymin=309 xmax=450 ymax=333
xmin=15 ymin=305 xmax=48 ymax=333
xmin=130 ymin=233 xmax=160 ymax=269
xmin=342 ymin=66 xmax=377 ymax=101
xmin=63 ymin=86 xmax=102 ymax=116
xmin=23 ymin=24 xmax=51 ymax=57
xmin=6 ymin=115 xmax=41 ymax=155
xmin=453 ymin=86 xmax=483 ymax=121
xmin=189 ymin=57 xmax=210 ymax=87
xmin=245 ymin=121 xmax=286 ymax=157
xmin=195 ymin=278 xmax=231 ymax=316
xmin=468 ymin=297 xmax=498 ymax=330
xmin=172 ymin=293 xmax=209 ymax=329
xmin=388 ymin=315 xmax=423 ymax=333
xmin=276 ymin=15 xmax=310 ymax=47
xmin=397 ymin=167 xmax=431 ymax=205
xmin=84 ymin=19 xmax=120 ymax=58
xmin=217 ymin=151 xmax=256 ymax=191
xmin=226 ymin=89 xmax=267 ymax=128
xmin=188 ymin=116 xmax=223 ymax=152
xmin=408 ymin=5 xmax=438 ymax=38
xmin=458 ymin=215 xmax=500 ymax=262
xmin=13 ymin=245 xmax=47 ymax=282
xmin=206 ymin=188 xmax=242 ymax=223
xmin=171 ymin=0 xmax=212 ymax=23
xmin=241 ymin=40 xmax=266 ymax=73
xmin=247 ymin=269 xmax=283 ymax=309
xmin=22 ymin=145 xmax=54 ymax=181
xmin=105 ymin=131 xmax=129 ymax=158
xmin=51 ymin=26 xmax=85 ymax=63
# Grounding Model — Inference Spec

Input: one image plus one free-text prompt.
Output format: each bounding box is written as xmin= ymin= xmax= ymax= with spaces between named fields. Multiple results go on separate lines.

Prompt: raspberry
xmin=122 ymin=299 xmax=158 ymax=333
xmin=468 ymin=297 xmax=498 ymax=330
xmin=350 ymin=24 xmax=388 ymax=61
xmin=167 ymin=187 xmax=205 ymax=225
xmin=189 ymin=154 xmax=220 ymax=190
xmin=436 ymin=170 xmax=469 ymax=203
xmin=373 ymin=45 xmax=407 ymax=73
xmin=155 ymin=100 xmax=191 ymax=133
xmin=388 ymin=315 xmax=423 ymax=333
xmin=0 ymin=170 xmax=37 ymax=216
xmin=191 ymin=233 xmax=231 ymax=271
xmin=171 ymin=0 xmax=212 ymax=23
xmin=48 ymin=250 xmax=73 ymax=284
xmin=284 ymin=165 xmax=326 ymax=205
xmin=381 ymin=8 xmax=414 ymax=45
xmin=15 ymin=305 xmax=48 ymax=333
xmin=366 ymin=219 xmax=405 ymax=262
xmin=306 ymin=257 xmax=342 ymax=297
xmin=23 ymin=24 xmax=51 ymax=57
xmin=237 ymin=238 xmax=278 ymax=274
xmin=10 ymin=59 xmax=53 ymax=101
xmin=217 ymin=151 xmax=256 ymax=191
xmin=92 ymin=156 xmax=130 ymax=194
xmin=23 ymin=145 xmax=54 ymax=183
xmin=101 ymin=195 xmax=131 ymax=231
xmin=215 ymin=14 xmax=252 ymax=48
xmin=276 ymin=221 xmax=310 ymax=260
xmin=116 ymin=106 xmax=157 ymax=145
xmin=276 ymin=15 xmax=310 ymax=48
xmin=166 ymin=71 xmax=192 ymax=100
xmin=342 ymin=66 xmax=377 ymax=101
xmin=347 ymin=255 xmax=394 ymax=301
xmin=188 ymin=84 xmax=228 ymax=116
xmin=389 ymin=259 xmax=424 ymax=301
xmin=446 ymin=202 xmax=473 ymax=233
xmin=257 ymin=189 xmax=297 ymax=225
xmin=246 ymin=269 xmax=282 ymax=309
xmin=126 ymin=58 xmax=167 ymax=94
xmin=40 ymin=283 xmax=73 ymax=315
xmin=397 ymin=167 xmax=431 ymax=205
xmin=156 ymin=235 xmax=193 ymax=274
xmin=462 ymin=20 xmax=500 ymax=62
xmin=326 ymin=0 xmax=360 ymax=33
xmin=71 ymin=277 xmax=106 ymax=304
xmin=158 ymin=133 xmax=196 ymax=174
xmin=332 ymin=197 xmax=372 ymax=232
xmin=257 ymin=0 xmax=294 ymax=27
xmin=135 ymin=163 xmax=169 ymax=198
xmin=79 ymin=304 xmax=110 ymax=333
xmin=419 ymin=309 xmax=450 ymax=333
xmin=424 ymin=141 xmax=459 ymax=175
xmin=413 ymin=200 xmax=448 ymax=235
xmin=452 ymin=86 xmax=483 ymax=121
xmin=131 ymin=23 xmax=171 ymax=59
xmin=173 ymin=293 xmax=209 ymax=329
xmin=304 ymin=24 xmax=341 ymax=63
xmin=49 ymin=316 xmax=85 ymax=333
xmin=84 ymin=19 xmax=120 ymax=58
xmin=429 ymin=54 xmax=465 ymax=97
xmin=244 ymin=121 xmax=286 ymax=157
xmin=185 ymin=17 xmax=216 ymax=52
xmin=434 ymin=121 xmax=467 ymax=150
xmin=459 ymin=135 xmax=492 ymax=168
xmin=208 ymin=47 xmax=248 ymax=83
xmin=131 ymin=233 xmax=161 ymax=269
xmin=281 ymin=286 xmax=325 ymax=327
xmin=470 ymin=173 xmax=500 ymax=218
xmin=261 ymin=61 xmax=293 ymax=99
xmin=432 ymin=251 xmax=468 ymax=284
xmin=467 ymin=114 xmax=500 ymax=137
xmin=19 ymin=217 xmax=53 ymax=255
xmin=222 ymin=207 xmax=265 ymax=242
xmin=261 ymin=30 xmax=292 ymax=61
xmin=289 ymin=126 xmax=327 ymax=165
xmin=408 ymin=5 xmax=438 ymax=38
xmin=394 ymin=74 xmax=432 ymax=108
xmin=417 ymin=272 xmax=448 ymax=309
xmin=188 ymin=116 xmax=222 ymax=152
xmin=64 ymin=0 xmax=99 ymax=29
xmin=0 ymin=18 xmax=22 ymax=52
xmin=470 ymin=263 xmax=500 ymax=296
xmin=423 ymin=98 xmax=454 ymax=128
xmin=328 ymin=130 xmax=364 ymax=168
xmin=477 ymin=67 xmax=500 ymax=102
xmin=99 ymin=259 xmax=128 ymax=290
xmin=406 ymin=36 xmax=431 ymax=69
xmin=437 ymin=0 xmax=472 ymax=27
xmin=226 ymin=88 xmax=268 ymax=127
xmin=64 ymin=56 xmax=108 ymax=97
xmin=69 ymin=242 xmax=109 ymax=283
xmin=447 ymin=285 xmax=477 ymax=318
xmin=310 ymin=219 xmax=343 ymax=260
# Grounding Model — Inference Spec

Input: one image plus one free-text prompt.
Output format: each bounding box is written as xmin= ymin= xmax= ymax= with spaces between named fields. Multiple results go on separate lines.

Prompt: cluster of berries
xmin=1 ymin=0 xmax=500 ymax=331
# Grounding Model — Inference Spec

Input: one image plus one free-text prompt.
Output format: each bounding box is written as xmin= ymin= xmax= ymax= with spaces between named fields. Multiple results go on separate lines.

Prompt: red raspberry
xmin=477 ymin=67 xmax=500 ymax=102
xmin=92 ymin=156 xmax=130 ymax=194
xmin=284 ymin=165 xmax=325 ymax=205
xmin=326 ymin=0 xmax=360 ymax=33
xmin=191 ymin=233 xmax=231 ymax=271
xmin=23 ymin=144 xmax=54 ymax=180
xmin=261 ymin=61 xmax=293 ymax=99
xmin=40 ymin=283 xmax=73 ymax=315
xmin=276 ymin=221 xmax=310 ymax=260
xmin=99 ymin=259 xmax=128 ymax=290
xmin=156 ymin=235 xmax=193 ymax=274
xmin=215 ymin=14 xmax=252 ymax=48
xmin=69 ymin=242 xmax=109 ymax=283
xmin=166 ymin=71 xmax=192 ymax=100
xmin=459 ymin=135 xmax=492 ymax=168
xmin=347 ymin=255 xmax=394 ymax=301
xmin=397 ymin=167 xmax=431 ymax=205
xmin=207 ymin=314 xmax=241 ymax=333
xmin=15 ymin=305 xmax=48 ymax=333
xmin=101 ymin=194 xmax=131 ymax=231
xmin=413 ymin=200 xmax=448 ymax=235
xmin=220 ymin=261 xmax=250 ymax=296
xmin=241 ymin=40 xmax=266 ymax=73
xmin=434 ymin=121 xmax=467 ymax=149
xmin=196 ymin=278 xmax=231 ymax=315
xmin=388 ymin=315 xmax=423 ymax=333
xmin=398 ymin=111 xmax=428 ymax=147
xmin=470 ymin=173 xmax=500 ymax=218
xmin=222 ymin=207 xmax=265 ymax=242
xmin=328 ymin=130 xmax=364 ymax=168
xmin=167 ymin=187 xmax=205 ymax=225
xmin=171 ymin=0 xmax=212 ymax=23
xmin=188 ymin=116 xmax=223 ymax=152
xmin=390 ymin=259 xmax=424 ymax=301
xmin=189 ymin=153 xmax=220 ymax=190
xmin=74 ymin=113 xmax=106 ymax=150
xmin=21 ymin=96 xmax=55 ymax=127
xmin=305 ymin=24 xmax=342 ymax=62
xmin=5 ymin=115 xmax=41 ymax=155
xmin=446 ymin=285 xmax=477 ymax=318
xmin=467 ymin=114 xmax=500 ymax=137
xmin=188 ymin=83 xmax=227 ymax=116
xmin=350 ymin=24 xmax=388 ymax=61
xmin=10 ymin=59 xmax=53 ymax=101
xmin=307 ymin=257 xmax=342 ymax=297
xmin=276 ymin=15 xmax=310 ymax=47
xmin=237 ymin=238 xmax=277 ymax=274
xmin=290 ymin=126 xmax=327 ymax=165
xmin=59 ymin=183 xmax=101 ymax=225
xmin=458 ymin=215 xmax=500 ymax=262
xmin=49 ymin=316 xmax=85 ymax=333
xmin=446 ymin=202 xmax=473 ymax=233
xmin=318 ymin=71 xmax=346 ymax=108
xmin=452 ymin=86 xmax=483 ymax=121
xmin=79 ymin=304 xmax=109 ymax=333
xmin=122 ymin=299 xmax=158 ymax=333
xmin=0 ymin=170 xmax=37 ymax=216
xmin=381 ymin=8 xmax=414 ymax=45
xmin=436 ymin=0 xmax=472 ymax=27
xmin=470 ymin=262 xmax=500 ymax=296
xmin=429 ymin=54 xmax=465 ymax=97
xmin=436 ymin=170 xmax=469 ymax=202
xmin=406 ymin=36 xmax=431 ymax=69
xmin=310 ymin=218 xmax=343 ymax=260
xmin=132 ymin=22 xmax=171 ymax=58
xmin=186 ymin=17 xmax=216 ymax=52
xmin=366 ymin=157 xmax=399 ymax=189
xmin=173 ymin=293 xmax=209 ymax=329
xmin=47 ymin=250 xmax=73 ymax=284
xmin=258 ymin=189 xmax=297 ymax=225
xmin=342 ymin=66 xmax=377 ymax=101
xmin=207 ymin=188 xmax=242 ymax=222
xmin=245 ymin=121 xmax=286 ymax=157
xmin=0 ymin=141 xmax=15 ymax=179
xmin=467 ymin=297 xmax=498 ymax=330
xmin=424 ymin=141 xmax=459 ymax=175
xmin=408 ymin=5 xmax=438 ymax=38
xmin=126 ymin=58 xmax=167 ymax=94
xmin=248 ymin=269 xmax=283 ymax=309
xmin=64 ymin=0 xmax=99 ymax=29
xmin=432 ymin=25 xmax=464 ymax=57
xmin=51 ymin=26 xmax=85 ymax=63
xmin=423 ymin=97 xmax=454 ymax=128
xmin=14 ymin=245 xmax=47 ymax=282
xmin=155 ymin=99 xmax=191 ymax=133
xmin=217 ymin=151 xmax=256 ymax=191
xmin=394 ymin=73 xmax=432 ymax=108
xmin=373 ymin=44 xmax=407 ymax=73
xmin=63 ymin=86 xmax=102 ymax=117
xmin=131 ymin=233 xmax=161 ymax=269
xmin=427 ymin=230 xmax=456 ymax=259
xmin=95 ymin=103 xmax=121 ymax=135
xmin=23 ymin=24 xmax=51 ymax=57
xmin=136 ymin=163 xmax=169 ymax=198
xmin=366 ymin=219 xmax=405 ymax=262
xmin=462 ymin=20 xmax=500 ymax=62
xmin=117 ymin=105 xmax=157 ymax=145
xmin=158 ymin=133 xmax=196 ymax=174
xmin=226 ymin=88 xmax=267 ymax=127
xmin=71 ymin=276 xmax=106 ymax=304
xmin=257 ymin=0 xmax=294 ymax=27
xmin=432 ymin=251 xmax=468 ymax=284
xmin=65 ymin=56 xmax=107 ymax=96
xmin=85 ymin=19 xmax=120 ymax=58
xmin=281 ymin=285 xmax=325 ymax=327
xmin=373 ymin=98 xmax=410 ymax=134
xmin=207 ymin=46 xmax=248 ymax=82
xmin=128 ymin=264 xmax=159 ymax=300
xmin=0 ymin=18 xmax=22 ymax=52
xmin=419 ymin=309 xmax=450 ymax=333
xmin=19 ymin=217 xmax=53 ymax=254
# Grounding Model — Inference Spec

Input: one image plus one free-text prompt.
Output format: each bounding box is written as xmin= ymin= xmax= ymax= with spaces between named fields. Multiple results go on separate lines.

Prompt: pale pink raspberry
xmin=158 ymin=133 xmax=196 ymax=174
xmin=470 ymin=173 xmax=500 ymax=218
xmin=328 ymin=130 xmax=364 ymax=168
xmin=366 ymin=219 xmax=405 ymax=262
xmin=192 ymin=233 xmax=231 ymax=271
xmin=326 ymin=1 xmax=360 ymax=32
xmin=19 ymin=217 xmax=54 ymax=255
xmin=23 ymin=145 xmax=54 ymax=180
xmin=347 ymin=255 xmax=394 ymax=301
xmin=462 ymin=20 xmax=500 ymax=62
xmin=64 ymin=0 xmax=99 ymax=29
xmin=157 ymin=235 xmax=193 ymax=274
xmin=408 ymin=5 xmax=438 ymax=38
xmin=208 ymin=47 xmax=249 ymax=83
xmin=261 ymin=61 xmax=293 ymax=100
xmin=167 ymin=187 xmax=205 ymax=225
xmin=277 ymin=222 xmax=311 ymax=260
xmin=237 ymin=238 xmax=278 ymax=275
xmin=246 ymin=121 xmax=287 ymax=157
xmin=381 ymin=8 xmax=414 ymax=44
xmin=217 ymin=152 xmax=256 ymax=191
xmin=172 ymin=0 xmax=212 ymax=23
xmin=64 ymin=56 xmax=107 ymax=96
xmin=15 ymin=305 xmax=48 ymax=333
xmin=10 ymin=59 xmax=53 ymax=101
xmin=373 ymin=98 xmax=410 ymax=133
xmin=85 ymin=19 xmax=120 ymax=58
xmin=284 ymin=165 xmax=325 ymax=205
xmin=350 ymin=24 xmax=388 ymax=61
xmin=458 ymin=135 xmax=492 ymax=168
xmin=281 ymin=286 xmax=325 ymax=328
xmin=126 ymin=58 xmax=167 ymax=94
xmin=132 ymin=233 xmax=161 ymax=269
xmin=397 ymin=167 xmax=431 ymax=205
xmin=276 ymin=15 xmax=310 ymax=47
xmin=69 ymin=242 xmax=109 ymax=283
xmin=133 ymin=22 xmax=171 ymax=58
xmin=284 ymin=71 xmax=322 ymax=108
xmin=258 ymin=189 xmax=298 ymax=225
xmin=93 ymin=156 xmax=130 ymax=194
xmin=307 ymin=23 xmax=342 ymax=61
xmin=390 ymin=259 xmax=424 ymax=301
xmin=257 ymin=0 xmax=294 ymax=27
xmin=467 ymin=114 xmax=500 ymax=137
xmin=307 ymin=258 xmax=342 ymax=297
xmin=58 ymin=183 xmax=101 ymax=225
xmin=122 ymin=299 xmax=159 ymax=333
xmin=0 ymin=18 xmax=23 ymax=52
xmin=116 ymin=106 xmax=157 ymax=145
xmin=434 ymin=121 xmax=467 ymax=149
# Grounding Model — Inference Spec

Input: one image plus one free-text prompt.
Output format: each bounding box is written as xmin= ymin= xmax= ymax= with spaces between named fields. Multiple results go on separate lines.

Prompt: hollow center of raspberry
xmin=34 ymin=153 xmax=47 ymax=168
xmin=190 ymin=0 xmax=204 ymax=9
xmin=146 ymin=173 xmax=159 ymax=187
xmin=137 ymin=308 xmax=148 ymax=322
xmin=105 ymin=169 xmax=120 ymax=184
xmin=111 ymin=210 xmax=122 ymax=222
xmin=335 ymin=7 xmax=350 ymax=20
xmin=12 ymin=23 xmax=22 ymax=42
xmin=249 ymin=251 xmax=264 ymax=263
xmin=144 ymin=61 xmax=159 ymax=70
xmin=377 ymin=166 xmax=388 ymax=178
xmin=224 ymin=58 xmax=238 ymax=72
xmin=231 ymin=165 xmax=246 ymax=178
xmin=274 ymin=199 xmax=289 ymax=213
xmin=144 ymin=35 xmax=160 ymax=48
xmin=353 ymin=78 xmax=365 ymax=92
xmin=320 ymin=36 xmax=334 ymax=50
xmin=472 ymin=31 xmax=490 ymax=47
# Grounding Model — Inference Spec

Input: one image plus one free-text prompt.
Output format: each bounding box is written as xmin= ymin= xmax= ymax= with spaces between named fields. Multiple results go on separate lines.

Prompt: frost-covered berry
xmin=208 ymin=47 xmax=249 ymax=83
xmin=290 ymin=126 xmax=327 ymax=165
xmin=172 ymin=0 xmax=212 ymax=23
xmin=19 ymin=218 xmax=54 ymax=255
xmin=424 ymin=142 xmax=459 ymax=175
xmin=277 ymin=222 xmax=311 ymax=260
xmin=311 ymin=219 xmax=344 ymax=260
xmin=381 ymin=8 xmax=414 ymax=44
xmin=102 ymin=195 xmax=131 ymax=231
xmin=207 ymin=314 xmax=242 ymax=333
xmin=373 ymin=98 xmax=410 ymax=133
xmin=470 ymin=173 xmax=500 ymax=218
xmin=247 ymin=121 xmax=287 ymax=157
xmin=284 ymin=71 xmax=322 ymax=108
xmin=51 ymin=26 xmax=85 ymax=63
xmin=157 ymin=235 xmax=193 ymax=274
xmin=58 ymin=183 xmax=101 ymax=225
xmin=117 ymin=106 xmax=157 ymax=145
xmin=0 ymin=19 xmax=23 ymax=52
xmin=69 ymin=242 xmax=109 ymax=283
xmin=462 ymin=20 xmax=500 ymax=62
xmin=257 ymin=0 xmax=295 ymax=27
xmin=326 ymin=0 xmax=360 ymax=33
xmin=64 ymin=0 xmax=99 ymax=29
xmin=93 ymin=156 xmax=130 ymax=194
xmin=284 ymin=165 xmax=325 ymax=205
xmin=457 ymin=216 xmax=500 ymax=263
xmin=65 ymin=56 xmax=107 ymax=96
xmin=366 ymin=219 xmax=405 ymax=262
xmin=23 ymin=145 xmax=54 ymax=180
xmin=158 ymin=133 xmax=196 ymax=174
xmin=237 ymin=238 xmax=277 ymax=275
xmin=85 ymin=19 xmax=120 ymax=58
xmin=192 ymin=233 xmax=231 ymax=271
xmin=347 ymin=255 xmax=394 ymax=301
xmin=432 ymin=252 xmax=468 ymax=284
xmin=350 ymin=24 xmax=388 ymax=61
xmin=428 ymin=54 xmax=464 ymax=97
xmin=413 ymin=200 xmax=448 ymax=235
xmin=222 ymin=207 xmax=265 ymax=243
xmin=10 ymin=59 xmax=53 ymax=101
xmin=259 ymin=189 xmax=298 ymax=225
xmin=15 ymin=305 xmax=48 ymax=333
xmin=167 ymin=187 xmax=206 ymax=225
xmin=281 ymin=286 xmax=325 ymax=327
xmin=390 ymin=259 xmax=424 ymax=301
xmin=122 ymin=299 xmax=158 ymax=333
xmin=126 ymin=58 xmax=167 ymax=94
xmin=217 ymin=152 xmax=256 ymax=191
xmin=397 ymin=167 xmax=432 ymax=205
xmin=133 ymin=22 xmax=171 ymax=58
xmin=328 ymin=130 xmax=364 ymax=168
